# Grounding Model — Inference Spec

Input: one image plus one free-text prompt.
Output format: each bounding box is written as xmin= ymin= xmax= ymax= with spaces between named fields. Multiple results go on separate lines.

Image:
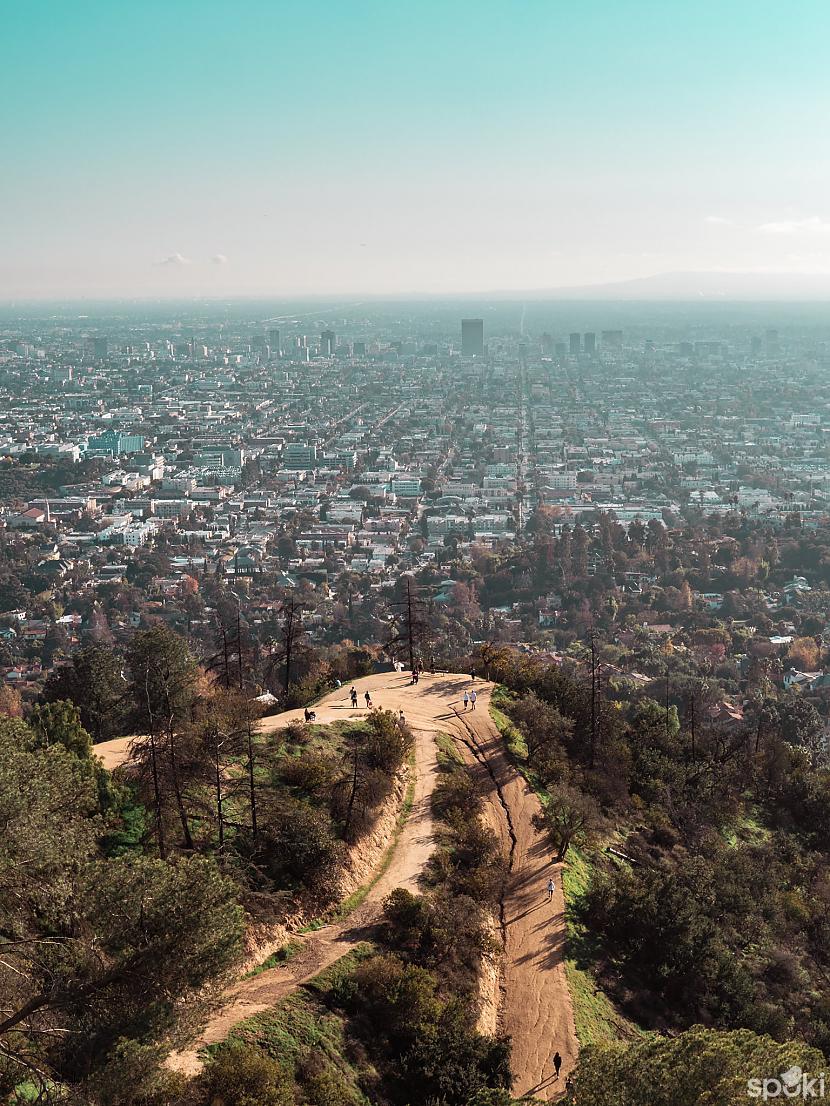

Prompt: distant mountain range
xmin=535 ymin=271 xmax=830 ymax=301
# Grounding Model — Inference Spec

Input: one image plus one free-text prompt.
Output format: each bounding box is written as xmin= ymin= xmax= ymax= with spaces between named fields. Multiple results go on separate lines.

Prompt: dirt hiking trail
xmin=95 ymin=672 xmax=578 ymax=1098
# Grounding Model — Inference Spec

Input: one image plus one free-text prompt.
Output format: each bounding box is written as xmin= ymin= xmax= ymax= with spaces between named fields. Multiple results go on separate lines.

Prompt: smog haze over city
xmin=6 ymin=5 xmax=830 ymax=1106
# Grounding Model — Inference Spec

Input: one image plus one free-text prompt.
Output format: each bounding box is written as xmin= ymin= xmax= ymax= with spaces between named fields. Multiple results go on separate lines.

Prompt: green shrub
xmin=201 ymin=1040 xmax=293 ymax=1106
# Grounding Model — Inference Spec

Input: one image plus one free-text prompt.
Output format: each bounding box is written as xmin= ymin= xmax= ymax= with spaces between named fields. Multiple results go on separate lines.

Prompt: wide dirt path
xmin=94 ymin=672 xmax=577 ymax=1097
xmin=448 ymin=687 xmax=578 ymax=1099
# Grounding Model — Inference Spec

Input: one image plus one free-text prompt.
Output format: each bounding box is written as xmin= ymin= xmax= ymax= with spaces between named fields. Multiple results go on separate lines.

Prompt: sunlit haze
xmin=4 ymin=0 xmax=830 ymax=299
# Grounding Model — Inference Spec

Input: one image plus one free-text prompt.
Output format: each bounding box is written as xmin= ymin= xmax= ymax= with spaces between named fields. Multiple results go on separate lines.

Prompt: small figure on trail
xmin=552 ymin=1051 xmax=562 ymax=1080
xmin=470 ymin=689 xmax=477 ymax=710
xmin=364 ymin=690 xmax=372 ymax=708
xmin=350 ymin=687 xmax=358 ymax=708
xmin=565 ymin=1074 xmax=574 ymax=1095
xmin=399 ymin=709 xmax=406 ymax=724
xmin=429 ymin=660 xmax=436 ymax=675
xmin=463 ymin=691 xmax=469 ymax=711
xmin=304 ymin=707 xmax=316 ymax=722
xmin=547 ymin=877 xmax=555 ymax=901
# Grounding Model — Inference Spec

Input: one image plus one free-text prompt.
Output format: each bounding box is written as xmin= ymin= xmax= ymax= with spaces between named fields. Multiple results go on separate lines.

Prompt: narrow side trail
xmin=94 ymin=673 xmax=577 ymax=1096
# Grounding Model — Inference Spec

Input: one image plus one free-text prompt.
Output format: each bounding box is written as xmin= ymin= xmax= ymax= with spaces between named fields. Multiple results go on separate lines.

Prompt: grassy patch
xmin=489 ymin=687 xmax=529 ymax=760
xmin=723 ymin=805 xmax=772 ymax=848
xmin=435 ymin=731 xmax=464 ymax=766
xmin=218 ymin=947 xmax=375 ymax=1105
xmin=244 ymin=940 xmax=304 ymax=978
xmin=562 ymin=845 xmax=642 ymax=1047
xmin=565 ymin=958 xmax=642 ymax=1048
xmin=277 ymin=718 xmax=370 ymax=760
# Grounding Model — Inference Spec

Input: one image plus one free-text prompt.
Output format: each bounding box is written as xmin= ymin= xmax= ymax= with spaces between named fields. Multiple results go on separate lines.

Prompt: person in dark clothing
xmin=350 ymin=687 xmax=358 ymax=708
xmin=552 ymin=1051 xmax=562 ymax=1079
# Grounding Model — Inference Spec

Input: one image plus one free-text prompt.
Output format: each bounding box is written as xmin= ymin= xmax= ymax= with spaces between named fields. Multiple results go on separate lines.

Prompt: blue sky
xmin=3 ymin=0 xmax=830 ymax=297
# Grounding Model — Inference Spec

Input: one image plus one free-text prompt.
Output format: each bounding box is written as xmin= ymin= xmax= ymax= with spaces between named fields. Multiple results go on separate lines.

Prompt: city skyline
xmin=4 ymin=0 xmax=830 ymax=299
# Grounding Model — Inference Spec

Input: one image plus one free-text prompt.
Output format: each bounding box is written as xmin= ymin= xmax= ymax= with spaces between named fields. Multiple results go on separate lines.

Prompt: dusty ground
xmin=450 ymin=690 xmax=578 ymax=1099
xmin=94 ymin=672 xmax=578 ymax=1097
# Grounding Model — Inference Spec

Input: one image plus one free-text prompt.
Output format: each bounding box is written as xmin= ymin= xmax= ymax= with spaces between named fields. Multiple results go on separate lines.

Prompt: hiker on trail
xmin=399 ymin=709 xmax=406 ymax=724
xmin=552 ymin=1051 xmax=562 ymax=1079
xmin=463 ymin=691 xmax=469 ymax=710
xmin=350 ymin=687 xmax=358 ymax=708
xmin=565 ymin=1074 xmax=574 ymax=1094
xmin=470 ymin=689 xmax=477 ymax=710
xmin=547 ymin=877 xmax=555 ymax=901
xmin=364 ymin=690 xmax=372 ymax=708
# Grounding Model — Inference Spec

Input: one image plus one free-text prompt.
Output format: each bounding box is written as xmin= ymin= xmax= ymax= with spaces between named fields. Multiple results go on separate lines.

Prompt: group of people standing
xmin=349 ymin=686 xmax=373 ymax=710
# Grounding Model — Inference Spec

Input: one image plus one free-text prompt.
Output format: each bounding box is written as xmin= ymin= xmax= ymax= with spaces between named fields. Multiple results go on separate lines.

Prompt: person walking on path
xmin=470 ymin=689 xmax=477 ymax=710
xmin=350 ymin=687 xmax=358 ymax=708
xmin=463 ymin=691 xmax=469 ymax=711
xmin=552 ymin=1051 xmax=562 ymax=1080
xmin=547 ymin=877 xmax=555 ymax=901
xmin=364 ymin=690 xmax=372 ymax=708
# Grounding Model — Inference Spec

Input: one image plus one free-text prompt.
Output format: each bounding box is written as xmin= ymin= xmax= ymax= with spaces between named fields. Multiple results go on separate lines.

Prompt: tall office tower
xmin=583 ymin=332 xmax=596 ymax=356
xmin=268 ymin=328 xmax=281 ymax=354
xmin=540 ymin=332 xmax=554 ymax=355
xmin=353 ymin=341 xmax=367 ymax=356
xmin=569 ymin=332 xmax=581 ymax=355
xmin=320 ymin=329 xmax=336 ymax=356
xmin=461 ymin=318 xmax=484 ymax=356
xmin=93 ymin=336 xmax=108 ymax=359
xmin=765 ymin=328 xmax=780 ymax=355
xmin=601 ymin=329 xmax=623 ymax=348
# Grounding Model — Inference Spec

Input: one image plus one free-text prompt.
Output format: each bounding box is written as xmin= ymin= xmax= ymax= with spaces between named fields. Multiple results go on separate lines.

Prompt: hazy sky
xmin=3 ymin=0 xmax=830 ymax=299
